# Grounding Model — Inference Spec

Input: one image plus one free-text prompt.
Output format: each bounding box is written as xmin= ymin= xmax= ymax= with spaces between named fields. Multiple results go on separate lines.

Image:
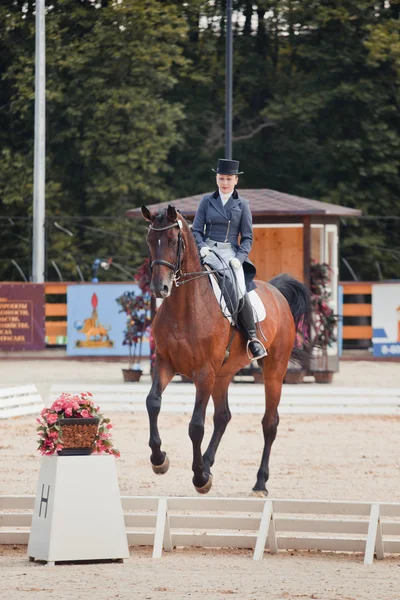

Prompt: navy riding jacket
xmin=192 ymin=189 xmax=257 ymax=291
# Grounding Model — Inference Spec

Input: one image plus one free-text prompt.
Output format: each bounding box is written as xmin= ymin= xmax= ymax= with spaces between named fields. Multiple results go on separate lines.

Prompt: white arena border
xmin=0 ymin=385 xmax=44 ymax=419
xmin=2 ymin=382 xmax=399 ymax=418
xmin=49 ymin=383 xmax=400 ymax=416
xmin=1 ymin=495 xmax=399 ymax=565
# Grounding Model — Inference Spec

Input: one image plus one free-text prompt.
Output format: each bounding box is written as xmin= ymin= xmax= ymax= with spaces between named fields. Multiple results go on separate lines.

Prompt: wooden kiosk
xmin=127 ymin=189 xmax=361 ymax=371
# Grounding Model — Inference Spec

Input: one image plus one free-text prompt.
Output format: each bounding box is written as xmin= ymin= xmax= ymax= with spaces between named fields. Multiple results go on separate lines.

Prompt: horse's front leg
xmin=202 ymin=375 xmax=232 ymax=478
xmin=146 ymin=355 xmax=174 ymax=474
xmin=189 ymin=377 xmax=214 ymax=494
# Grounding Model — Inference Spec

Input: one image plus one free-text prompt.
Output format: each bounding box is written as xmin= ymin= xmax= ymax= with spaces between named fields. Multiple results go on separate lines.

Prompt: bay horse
xmin=141 ymin=204 xmax=311 ymax=496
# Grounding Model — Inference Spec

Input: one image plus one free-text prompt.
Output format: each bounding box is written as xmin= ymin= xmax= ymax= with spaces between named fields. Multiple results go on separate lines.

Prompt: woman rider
xmin=191 ymin=158 xmax=267 ymax=361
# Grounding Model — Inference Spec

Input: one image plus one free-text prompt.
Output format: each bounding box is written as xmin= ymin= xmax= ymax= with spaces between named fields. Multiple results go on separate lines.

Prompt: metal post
xmin=225 ymin=0 xmax=233 ymax=160
xmin=32 ymin=0 xmax=46 ymax=283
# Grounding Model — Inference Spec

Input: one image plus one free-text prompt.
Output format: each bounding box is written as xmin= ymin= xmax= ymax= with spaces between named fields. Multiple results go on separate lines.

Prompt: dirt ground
xmin=0 ymin=359 xmax=400 ymax=599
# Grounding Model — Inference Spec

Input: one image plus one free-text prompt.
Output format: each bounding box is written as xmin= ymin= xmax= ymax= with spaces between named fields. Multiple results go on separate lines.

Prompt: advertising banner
xmin=0 ymin=284 xmax=46 ymax=350
xmin=372 ymin=283 xmax=400 ymax=357
xmin=67 ymin=283 xmax=151 ymax=357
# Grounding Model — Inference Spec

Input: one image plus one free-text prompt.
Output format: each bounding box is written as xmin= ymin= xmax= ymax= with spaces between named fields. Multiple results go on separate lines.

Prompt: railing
xmin=45 ymin=283 xmax=68 ymax=345
xmin=44 ymin=281 xmax=385 ymax=350
xmin=340 ymin=282 xmax=372 ymax=349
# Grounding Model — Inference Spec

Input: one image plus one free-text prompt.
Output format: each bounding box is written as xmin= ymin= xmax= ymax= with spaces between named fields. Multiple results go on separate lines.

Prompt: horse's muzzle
xmin=150 ymin=281 xmax=171 ymax=299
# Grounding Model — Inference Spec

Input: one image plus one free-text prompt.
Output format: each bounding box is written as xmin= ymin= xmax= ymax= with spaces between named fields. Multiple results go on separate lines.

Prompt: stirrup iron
xmin=246 ymin=338 xmax=268 ymax=361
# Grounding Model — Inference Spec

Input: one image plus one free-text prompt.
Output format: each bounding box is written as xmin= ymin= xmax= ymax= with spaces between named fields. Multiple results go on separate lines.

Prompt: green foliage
xmin=1 ymin=0 xmax=400 ymax=281
xmin=0 ymin=0 xmax=186 ymax=280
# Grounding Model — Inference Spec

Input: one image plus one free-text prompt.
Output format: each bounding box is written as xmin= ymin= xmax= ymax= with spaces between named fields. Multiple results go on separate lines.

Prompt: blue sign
xmin=67 ymin=284 xmax=150 ymax=357
xmin=372 ymin=283 xmax=400 ymax=357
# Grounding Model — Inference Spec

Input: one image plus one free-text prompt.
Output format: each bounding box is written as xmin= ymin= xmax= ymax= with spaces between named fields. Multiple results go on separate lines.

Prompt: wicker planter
xmin=283 ymin=369 xmax=306 ymax=384
xmin=313 ymin=370 xmax=334 ymax=384
xmin=57 ymin=418 xmax=99 ymax=456
xmin=122 ymin=368 xmax=143 ymax=382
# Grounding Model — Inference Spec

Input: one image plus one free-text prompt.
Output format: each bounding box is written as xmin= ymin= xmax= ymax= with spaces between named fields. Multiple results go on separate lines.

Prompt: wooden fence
xmin=45 ymin=281 xmax=375 ymax=348
xmin=1 ymin=495 xmax=399 ymax=564
xmin=340 ymin=282 xmax=373 ymax=349
xmin=45 ymin=282 xmax=68 ymax=345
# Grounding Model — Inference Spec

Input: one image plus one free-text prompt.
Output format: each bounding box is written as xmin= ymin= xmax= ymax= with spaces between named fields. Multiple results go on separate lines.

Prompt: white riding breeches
xmin=203 ymin=239 xmax=246 ymax=299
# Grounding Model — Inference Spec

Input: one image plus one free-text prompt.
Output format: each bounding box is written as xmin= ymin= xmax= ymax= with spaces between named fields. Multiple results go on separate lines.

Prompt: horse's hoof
xmin=151 ymin=454 xmax=170 ymax=475
xmin=194 ymin=474 xmax=213 ymax=495
xmin=251 ymin=488 xmax=268 ymax=498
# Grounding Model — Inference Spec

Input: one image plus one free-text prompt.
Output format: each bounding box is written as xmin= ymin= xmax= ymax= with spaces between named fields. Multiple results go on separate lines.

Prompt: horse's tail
xmin=269 ymin=273 xmax=312 ymax=367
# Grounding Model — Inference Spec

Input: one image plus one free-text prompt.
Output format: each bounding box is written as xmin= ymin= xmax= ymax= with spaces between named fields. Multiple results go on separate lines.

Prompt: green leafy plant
xmin=116 ymin=273 xmax=152 ymax=371
xmin=310 ymin=261 xmax=339 ymax=370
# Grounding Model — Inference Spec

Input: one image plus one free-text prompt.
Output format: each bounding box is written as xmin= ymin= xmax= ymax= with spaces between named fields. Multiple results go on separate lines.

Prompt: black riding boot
xmin=219 ymin=277 xmax=238 ymax=316
xmin=237 ymin=294 xmax=268 ymax=361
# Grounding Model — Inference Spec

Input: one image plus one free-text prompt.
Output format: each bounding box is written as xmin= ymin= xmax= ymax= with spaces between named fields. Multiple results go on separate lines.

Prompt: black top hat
xmin=212 ymin=159 xmax=243 ymax=175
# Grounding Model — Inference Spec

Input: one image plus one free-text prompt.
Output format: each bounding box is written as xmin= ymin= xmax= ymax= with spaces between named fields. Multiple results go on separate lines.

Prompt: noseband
xmin=148 ymin=220 xmax=184 ymax=280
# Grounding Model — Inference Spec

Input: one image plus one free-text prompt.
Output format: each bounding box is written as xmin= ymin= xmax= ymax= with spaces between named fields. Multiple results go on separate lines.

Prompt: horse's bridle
xmin=148 ymin=218 xmax=237 ymax=291
xmin=148 ymin=220 xmax=185 ymax=284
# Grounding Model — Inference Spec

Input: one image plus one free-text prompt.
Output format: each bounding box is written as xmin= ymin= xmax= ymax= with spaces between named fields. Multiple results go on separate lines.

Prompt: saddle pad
xmin=207 ymin=270 xmax=266 ymax=324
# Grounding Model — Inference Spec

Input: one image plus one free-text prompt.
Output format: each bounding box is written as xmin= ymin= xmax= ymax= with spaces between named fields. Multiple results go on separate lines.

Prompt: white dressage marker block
xmin=28 ymin=455 xmax=129 ymax=564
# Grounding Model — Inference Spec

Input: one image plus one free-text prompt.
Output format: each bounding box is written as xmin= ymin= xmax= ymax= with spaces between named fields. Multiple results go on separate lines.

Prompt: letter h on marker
xmin=39 ymin=484 xmax=50 ymax=518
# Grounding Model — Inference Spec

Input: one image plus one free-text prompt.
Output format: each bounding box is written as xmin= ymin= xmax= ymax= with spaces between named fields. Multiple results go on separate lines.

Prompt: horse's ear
xmin=166 ymin=205 xmax=178 ymax=223
xmin=141 ymin=205 xmax=154 ymax=223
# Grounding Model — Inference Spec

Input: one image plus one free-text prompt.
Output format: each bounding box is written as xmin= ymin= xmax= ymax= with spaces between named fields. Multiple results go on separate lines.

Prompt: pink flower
xmin=37 ymin=392 xmax=120 ymax=458
xmin=46 ymin=413 xmax=58 ymax=425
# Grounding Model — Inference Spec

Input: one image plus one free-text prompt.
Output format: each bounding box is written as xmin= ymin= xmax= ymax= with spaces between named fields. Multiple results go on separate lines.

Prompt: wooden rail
xmin=2 ymin=495 xmax=399 ymax=564
xmin=44 ymin=282 xmax=68 ymax=345
xmin=340 ymin=282 xmax=372 ymax=346
xmin=43 ymin=281 xmax=387 ymax=349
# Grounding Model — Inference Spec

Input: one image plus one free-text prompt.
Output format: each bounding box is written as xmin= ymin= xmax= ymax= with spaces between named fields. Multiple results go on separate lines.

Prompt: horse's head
xmin=141 ymin=204 xmax=185 ymax=299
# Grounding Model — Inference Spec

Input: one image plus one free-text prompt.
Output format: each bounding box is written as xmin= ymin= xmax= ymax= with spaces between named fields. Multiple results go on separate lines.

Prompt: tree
xmin=263 ymin=0 xmax=400 ymax=279
xmin=0 ymin=0 xmax=187 ymax=280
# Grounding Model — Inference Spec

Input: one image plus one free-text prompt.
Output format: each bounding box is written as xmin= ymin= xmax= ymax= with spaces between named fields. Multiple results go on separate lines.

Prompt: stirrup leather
xmin=246 ymin=338 xmax=268 ymax=361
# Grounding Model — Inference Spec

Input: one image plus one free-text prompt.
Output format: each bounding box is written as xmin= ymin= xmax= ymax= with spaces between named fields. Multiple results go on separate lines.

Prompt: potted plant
xmin=36 ymin=392 xmax=120 ymax=457
xmin=310 ymin=261 xmax=339 ymax=384
xmin=116 ymin=290 xmax=152 ymax=382
xmin=283 ymin=325 xmax=310 ymax=384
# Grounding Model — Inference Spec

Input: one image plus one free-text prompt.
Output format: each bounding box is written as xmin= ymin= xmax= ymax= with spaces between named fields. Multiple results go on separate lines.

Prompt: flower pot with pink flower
xmin=309 ymin=261 xmax=339 ymax=384
xmin=37 ymin=392 xmax=120 ymax=457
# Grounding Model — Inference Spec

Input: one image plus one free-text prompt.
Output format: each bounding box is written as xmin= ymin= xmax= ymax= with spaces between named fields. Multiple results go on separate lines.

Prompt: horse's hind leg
xmin=202 ymin=376 xmax=232 ymax=478
xmin=146 ymin=355 xmax=175 ymax=474
xmin=253 ymin=375 xmax=282 ymax=496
